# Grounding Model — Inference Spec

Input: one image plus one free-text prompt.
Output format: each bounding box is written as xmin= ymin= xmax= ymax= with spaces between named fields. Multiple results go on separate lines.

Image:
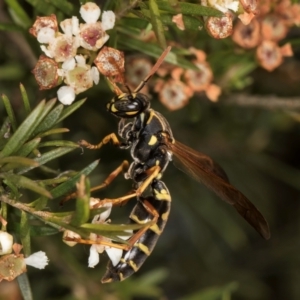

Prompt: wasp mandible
xmin=78 ymin=46 xmax=270 ymax=282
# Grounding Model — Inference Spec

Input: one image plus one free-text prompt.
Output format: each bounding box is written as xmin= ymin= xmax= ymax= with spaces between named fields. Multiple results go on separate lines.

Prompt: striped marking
xmin=161 ymin=210 xmax=170 ymax=221
xmin=146 ymin=109 xmax=155 ymax=124
xmin=137 ymin=243 xmax=151 ymax=255
xmin=119 ymin=273 xmax=125 ymax=281
xmin=128 ymin=260 xmax=138 ymax=271
xmin=110 ymin=104 xmax=118 ymax=112
xmin=150 ymin=223 xmax=162 ymax=235
xmin=140 ymin=112 xmax=145 ymax=124
xmin=154 ymin=188 xmax=171 ymax=201
xmin=148 ymin=135 xmax=157 ymax=146
xmin=130 ymin=214 xmax=149 ymax=224
xmin=126 ymin=111 xmax=138 ymax=115
xmin=117 ymin=93 xmax=127 ymax=100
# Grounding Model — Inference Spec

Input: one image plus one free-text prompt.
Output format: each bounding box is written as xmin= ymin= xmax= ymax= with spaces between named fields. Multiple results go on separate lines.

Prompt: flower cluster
xmin=0 ymin=232 xmax=49 ymax=281
xmin=232 ymin=0 xmax=297 ymax=71
xmin=29 ymin=2 xmax=116 ymax=105
xmin=201 ymin=0 xmax=258 ymax=39
xmin=63 ymin=198 xmax=132 ymax=269
xmin=125 ymin=47 xmax=221 ymax=111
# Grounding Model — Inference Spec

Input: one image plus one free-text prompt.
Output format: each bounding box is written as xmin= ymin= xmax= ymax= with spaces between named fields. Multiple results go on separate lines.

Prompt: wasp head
xmin=106 ymin=92 xmax=150 ymax=118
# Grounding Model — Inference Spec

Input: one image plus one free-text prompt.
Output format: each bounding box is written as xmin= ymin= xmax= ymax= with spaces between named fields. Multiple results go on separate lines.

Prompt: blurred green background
xmin=1 ymin=0 xmax=300 ymax=299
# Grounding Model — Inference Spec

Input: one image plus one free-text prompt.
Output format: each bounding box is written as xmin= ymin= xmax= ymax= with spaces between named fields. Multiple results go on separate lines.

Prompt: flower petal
xmin=101 ymin=11 xmax=116 ymax=31
xmin=62 ymin=57 xmax=76 ymax=71
xmin=91 ymin=66 xmax=100 ymax=84
xmin=25 ymin=251 xmax=49 ymax=269
xmin=0 ymin=231 xmax=13 ymax=255
xmin=92 ymin=202 xmax=112 ymax=223
xmin=105 ymin=247 xmax=123 ymax=266
xmin=37 ymin=27 xmax=55 ymax=44
xmin=117 ymin=229 xmax=133 ymax=241
xmin=57 ymin=86 xmax=76 ymax=105
xmin=88 ymin=244 xmax=100 ymax=268
xmin=80 ymin=2 xmax=101 ymax=24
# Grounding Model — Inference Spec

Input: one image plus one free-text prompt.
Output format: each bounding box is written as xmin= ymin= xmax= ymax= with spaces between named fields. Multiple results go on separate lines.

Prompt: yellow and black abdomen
xmin=101 ymin=180 xmax=171 ymax=282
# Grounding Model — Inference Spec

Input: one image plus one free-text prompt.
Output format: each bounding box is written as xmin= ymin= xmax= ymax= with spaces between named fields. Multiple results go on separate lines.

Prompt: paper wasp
xmin=77 ymin=46 xmax=270 ymax=282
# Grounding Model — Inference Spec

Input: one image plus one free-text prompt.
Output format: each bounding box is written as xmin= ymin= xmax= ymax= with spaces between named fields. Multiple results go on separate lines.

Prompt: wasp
xmin=78 ymin=46 xmax=270 ymax=283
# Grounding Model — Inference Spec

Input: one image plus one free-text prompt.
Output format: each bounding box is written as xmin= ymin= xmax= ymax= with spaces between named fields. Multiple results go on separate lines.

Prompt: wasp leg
xmin=63 ymin=199 xmax=159 ymax=252
xmin=78 ymin=133 xmax=121 ymax=150
xmin=90 ymin=160 xmax=129 ymax=193
xmin=98 ymin=165 xmax=161 ymax=207
xmin=61 ymin=160 xmax=129 ymax=204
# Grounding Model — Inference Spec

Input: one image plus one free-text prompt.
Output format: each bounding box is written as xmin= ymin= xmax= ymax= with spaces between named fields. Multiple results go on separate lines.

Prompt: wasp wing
xmin=168 ymin=140 xmax=270 ymax=240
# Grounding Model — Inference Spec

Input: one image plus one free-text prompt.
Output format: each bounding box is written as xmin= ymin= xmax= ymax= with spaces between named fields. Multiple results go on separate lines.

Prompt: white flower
xmin=72 ymin=16 xmax=80 ymax=35
xmin=0 ymin=231 xmax=13 ymax=255
xmin=101 ymin=11 xmax=116 ymax=31
xmin=204 ymin=0 xmax=239 ymax=13
xmin=75 ymin=55 xmax=86 ymax=66
xmin=80 ymin=2 xmax=101 ymax=24
xmin=37 ymin=27 xmax=56 ymax=44
xmin=63 ymin=230 xmax=81 ymax=247
xmin=60 ymin=18 xmax=74 ymax=38
xmin=88 ymin=203 xmax=132 ymax=268
xmin=24 ymin=251 xmax=49 ymax=269
xmin=61 ymin=57 xmax=76 ymax=71
xmin=40 ymin=45 xmax=53 ymax=58
xmin=91 ymin=66 xmax=100 ymax=84
xmin=57 ymin=85 xmax=76 ymax=105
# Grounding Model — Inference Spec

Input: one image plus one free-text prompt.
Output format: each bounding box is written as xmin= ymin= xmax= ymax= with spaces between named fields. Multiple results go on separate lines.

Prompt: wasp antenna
xmin=134 ymin=46 xmax=172 ymax=93
xmin=107 ymin=77 xmax=123 ymax=95
xmin=125 ymin=84 xmax=132 ymax=95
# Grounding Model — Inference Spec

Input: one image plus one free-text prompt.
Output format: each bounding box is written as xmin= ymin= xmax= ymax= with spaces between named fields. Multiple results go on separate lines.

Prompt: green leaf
xmin=38 ymin=140 xmax=79 ymax=148
xmin=17 ymin=274 xmax=33 ymax=300
xmin=20 ymin=211 xmax=31 ymax=256
xmin=33 ymin=196 xmax=48 ymax=211
xmin=36 ymin=128 xmax=70 ymax=138
xmin=120 ymin=17 xmax=150 ymax=29
xmin=15 ymin=138 xmax=41 ymax=157
xmin=80 ymin=222 xmax=150 ymax=233
xmin=29 ymin=224 xmax=60 ymax=236
xmin=70 ymin=178 xmax=90 ymax=226
xmin=0 ymin=156 xmax=39 ymax=172
xmin=0 ymin=22 xmax=23 ymax=31
xmin=3 ymin=174 xmax=52 ymax=198
xmin=33 ymin=104 xmax=64 ymax=135
xmin=29 ymin=98 xmax=57 ymax=137
xmin=37 ymin=176 xmax=70 ymax=186
xmin=1 ymin=94 xmax=17 ymax=132
xmin=17 ymin=146 xmax=75 ymax=174
xmin=4 ymin=0 xmax=32 ymax=28
xmin=25 ymin=0 xmax=57 ymax=15
xmin=0 ymin=100 xmax=46 ymax=158
xmin=46 ymin=159 xmax=100 ymax=199
xmin=55 ymin=98 xmax=86 ymax=124
xmin=178 ymin=282 xmax=239 ymax=300
xmin=50 ymin=0 xmax=75 ymax=15
xmin=0 ymin=117 xmax=11 ymax=142
xmin=4 ymin=178 xmax=20 ymax=198
xmin=118 ymin=37 xmax=197 ymax=70
xmin=162 ymin=13 xmax=204 ymax=30
xmin=149 ymin=0 xmax=167 ymax=48
xmin=20 ymin=84 xmax=31 ymax=114
xmin=155 ymin=1 xmax=222 ymax=17
xmin=1 ymin=202 xmax=8 ymax=231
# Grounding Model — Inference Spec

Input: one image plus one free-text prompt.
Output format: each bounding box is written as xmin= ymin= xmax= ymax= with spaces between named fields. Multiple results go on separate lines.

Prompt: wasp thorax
xmin=107 ymin=92 xmax=150 ymax=118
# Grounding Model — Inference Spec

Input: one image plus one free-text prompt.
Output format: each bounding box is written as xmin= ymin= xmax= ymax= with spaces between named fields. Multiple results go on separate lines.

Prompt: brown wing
xmin=168 ymin=139 xmax=270 ymax=240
